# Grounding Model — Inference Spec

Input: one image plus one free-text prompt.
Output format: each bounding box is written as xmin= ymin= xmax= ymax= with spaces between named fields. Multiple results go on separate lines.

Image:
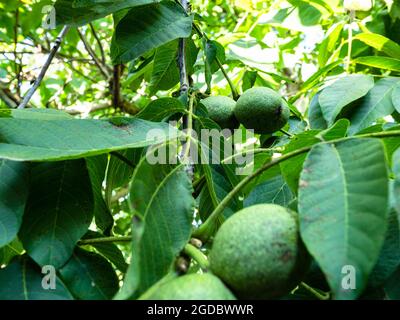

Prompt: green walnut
xmin=233 ymin=87 xmax=290 ymax=134
xmin=200 ymin=96 xmax=239 ymax=130
xmin=143 ymin=273 xmax=236 ymax=300
xmin=209 ymin=204 xmax=310 ymax=300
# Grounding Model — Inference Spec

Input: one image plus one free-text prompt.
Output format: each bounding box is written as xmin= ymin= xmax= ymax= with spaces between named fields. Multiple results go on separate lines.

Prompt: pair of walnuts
xmin=200 ymin=87 xmax=290 ymax=134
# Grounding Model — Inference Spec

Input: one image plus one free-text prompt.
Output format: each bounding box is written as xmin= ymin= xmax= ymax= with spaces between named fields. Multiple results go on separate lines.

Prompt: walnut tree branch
xmin=113 ymin=64 xmax=121 ymax=108
xmin=77 ymin=28 xmax=110 ymax=79
xmin=178 ymin=3 xmax=189 ymax=97
xmin=89 ymin=23 xmax=106 ymax=65
xmin=18 ymin=26 xmax=70 ymax=109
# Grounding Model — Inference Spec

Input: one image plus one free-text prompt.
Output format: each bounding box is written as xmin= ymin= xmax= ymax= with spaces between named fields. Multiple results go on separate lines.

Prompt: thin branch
xmin=280 ymin=129 xmax=293 ymax=137
xmin=0 ymin=88 xmax=18 ymax=108
xmin=182 ymin=92 xmax=195 ymax=161
xmin=77 ymin=28 xmax=110 ymax=79
xmin=0 ymin=51 xmax=35 ymax=55
xmin=300 ymin=282 xmax=330 ymax=300
xmin=178 ymin=0 xmax=195 ymax=179
xmin=89 ymin=23 xmax=106 ymax=65
xmin=17 ymin=26 xmax=70 ymax=109
xmin=113 ymin=64 xmax=121 ymax=108
xmin=110 ymin=151 xmax=135 ymax=168
xmin=215 ymin=56 xmax=239 ymax=100
xmin=193 ymin=130 xmax=400 ymax=241
xmin=191 ymin=21 xmax=239 ymax=100
xmin=78 ymin=236 xmax=132 ymax=245
xmin=178 ymin=0 xmax=189 ymax=96
xmin=64 ymin=60 xmax=98 ymax=83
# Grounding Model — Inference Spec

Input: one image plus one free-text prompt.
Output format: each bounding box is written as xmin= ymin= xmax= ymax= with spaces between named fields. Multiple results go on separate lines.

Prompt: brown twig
xmin=18 ymin=26 xmax=70 ymax=109
xmin=77 ymin=28 xmax=110 ymax=79
xmin=89 ymin=23 xmax=106 ymax=65
xmin=113 ymin=64 xmax=121 ymax=108
xmin=0 ymin=87 xmax=18 ymax=108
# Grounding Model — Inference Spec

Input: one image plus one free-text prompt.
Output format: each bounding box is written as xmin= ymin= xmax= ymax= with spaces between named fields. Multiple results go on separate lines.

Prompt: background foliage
xmin=1 ymin=0 xmax=400 ymax=300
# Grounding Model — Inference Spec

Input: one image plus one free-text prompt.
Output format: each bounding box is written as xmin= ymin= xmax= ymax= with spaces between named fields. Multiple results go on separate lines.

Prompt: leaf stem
xmin=182 ymin=92 xmax=195 ymax=161
xmin=191 ymin=21 xmax=239 ymax=100
xmin=182 ymin=243 xmax=210 ymax=270
xmin=193 ymin=130 xmax=400 ymax=241
xmin=300 ymin=282 xmax=330 ymax=300
xmin=280 ymin=129 xmax=293 ymax=137
xmin=78 ymin=236 xmax=132 ymax=245
xmin=221 ymin=148 xmax=274 ymax=164
xmin=215 ymin=57 xmax=240 ymax=100
xmin=110 ymin=151 xmax=135 ymax=168
xmin=178 ymin=0 xmax=189 ymax=96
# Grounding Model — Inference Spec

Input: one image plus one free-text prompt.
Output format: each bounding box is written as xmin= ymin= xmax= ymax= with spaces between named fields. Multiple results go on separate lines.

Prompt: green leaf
xmin=0 ymin=114 xmax=180 ymax=161
xmin=114 ymin=216 xmax=144 ymax=300
xmin=0 ymin=256 xmax=73 ymax=300
xmin=118 ymin=157 xmax=194 ymax=298
xmin=280 ymin=123 xmax=349 ymax=195
xmin=319 ymin=75 xmax=374 ymax=126
xmin=385 ymin=266 xmax=400 ymax=299
xmin=0 ymin=238 xmax=24 ymax=265
xmin=354 ymin=33 xmax=400 ymax=59
xmin=318 ymin=22 xmax=345 ymax=67
xmin=392 ymin=83 xmax=400 ymax=113
xmin=54 ymin=0 xmax=160 ymax=26
xmin=244 ymin=174 xmax=294 ymax=207
xmin=0 ymin=160 xmax=30 ymax=247
xmin=298 ymin=139 xmax=390 ymax=299
xmin=308 ymin=93 xmax=328 ymax=129
xmin=297 ymin=2 xmax=322 ymax=26
xmin=393 ymin=148 xmax=400 ymax=215
xmin=367 ymin=211 xmax=400 ymax=289
xmin=136 ymin=97 xmax=186 ymax=122
xmin=354 ymin=56 xmax=400 ymax=72
xmin=81 ymin=231 xmax=128 ymax=273
xmin=298 ymin=60 xmax=342 ymax=97
xmin=280 ymin=130 xmax=321 ymax=194
xmin=148 ymin=41 xmax=179 ymax=95
xmin=199 ymin=164 xmax=240 ymax=222
xmin=203 ymin=40 xmax=226 ymax=93
xmin=0 ymin=108 xmax=73 ymax=120
xmin=148 ymin=39 xmax=199 ymax=95
xmin=19 ymin=160 xmax=94 ymax=268
xmin=111 ymin=2 xmax=194 ymax=64
xmin=349 ymin=77 xmax=400 ymax=135
xmin=242 ymin=70 xmax=257 ymax=92
xmin=317 ymin=119 xmax=350 ymax=141
xmin=59 ymin=247 xmax=119 ymax=300
xmin=105 ymin=149 xmax=142 ymax=210
xmin=86 ymin=156 xmax=113 ymax=233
